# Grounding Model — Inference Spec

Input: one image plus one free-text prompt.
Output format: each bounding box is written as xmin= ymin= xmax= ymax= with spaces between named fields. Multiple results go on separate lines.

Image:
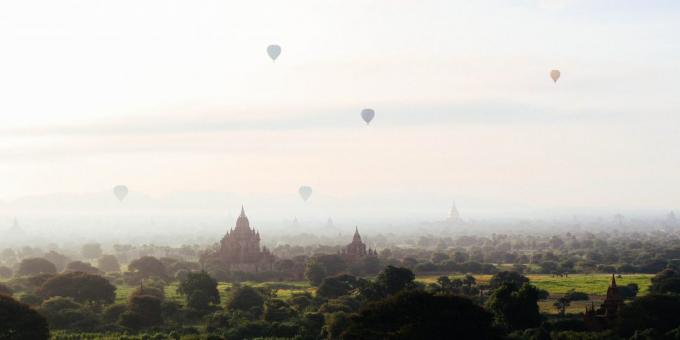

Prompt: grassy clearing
xmin=416 ymin=273 xmax=653 ymax=315
xmin=114 ymin=280 xmax=315 ymax=306
xmin=416 ymin=273 xmax=652 ymax=295
xmin=527 ymin=274 xmax=652 ymax=295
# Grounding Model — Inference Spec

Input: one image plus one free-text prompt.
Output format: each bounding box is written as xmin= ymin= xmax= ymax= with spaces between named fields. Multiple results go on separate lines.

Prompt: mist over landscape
xmin=2 ymin=1 xmax=680 ymax=339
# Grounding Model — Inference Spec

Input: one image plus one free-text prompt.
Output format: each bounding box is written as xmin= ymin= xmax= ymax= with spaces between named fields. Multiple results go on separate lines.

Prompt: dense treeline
xmin=3 ymin=230 xmax=680 ymax=339
xmin=2 ymin=265 xmax=680 ymax=339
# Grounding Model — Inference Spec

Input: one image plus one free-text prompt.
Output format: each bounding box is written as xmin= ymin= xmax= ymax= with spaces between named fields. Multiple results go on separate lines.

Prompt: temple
xmin=205 ymin=206 xmax=275 ymax=273
xmin=448 ymin=201 xmax=462 ymax=223
xmin=340 ymin=227 xmax=377 ymax=262
xmin=583 ymin=274 xmax=625 ymax=331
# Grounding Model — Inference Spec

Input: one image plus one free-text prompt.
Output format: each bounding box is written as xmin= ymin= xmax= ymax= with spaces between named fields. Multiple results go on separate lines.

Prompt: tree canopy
xmin=38 ymin=272 xmax=116 ymax=305
xmin=343 ymin=290 xmax=500 ymax=340
xmin=0 ymin=295 xmax=50 ymax=340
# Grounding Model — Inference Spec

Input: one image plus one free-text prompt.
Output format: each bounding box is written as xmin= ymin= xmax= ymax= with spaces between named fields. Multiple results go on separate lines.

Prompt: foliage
xmin=486 ymin=283 xmax=542 ymax=331
xmin=0 ymin=294 xmax=50 ymax=339
xmin=123 ymin=295 xmax=163 ymax=329
xmin=16 ymin=258 xmax=57 ymax=277
xmin=97 ymin=255 xmax=121 ymax=273
xmin=226 ymin=285 xmax=265 ymax=316
xmin=127 ymin=256 xmax=168 ymax=281
xmin=65 ymin=261 xmax=101 ymax=274
xmin=0 ymin=266 xmax=13 ymax=278
xmin=650 ymin=269 xmax=680 ymax=295
xmin=37 ymin=297 xmax=98 ymax=330
xmin=317 ymin=274 xmax=366 ymax=299
xmin=38 ymin=272 xmax=116 ymax=305
xmin=616 ymin=294 xmax=680 ymax=337
xmin=564 ymin=289 xmax=589 ymax=301
xmin=489 ymin=271 xmax=530 ymax=289
xmin=0 ymin=283 xmax=13 ymax=296
xmin=81 ymin=243 xmax=103 ymax=260
xmin=304 ymin=261 xmax=326 ymax=286
xmin=343 ymin=290 xmax=500 ymax=339
xmin=176 ymin=271 xmax=220 ymax=308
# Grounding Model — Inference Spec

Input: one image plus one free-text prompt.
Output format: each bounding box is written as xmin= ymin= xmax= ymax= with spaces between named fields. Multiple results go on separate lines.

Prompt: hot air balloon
xmin=361 ymin=109 xmax=375 ymax=125
xmin=113 ymin=185 xmax=128 ymax=201
xmin=298 ymin=186 xmax=312 ymax=201
xmin=550 ymin=70 xmax=561 ymax=83
xmin=267 ymin=45 xmax=281 ymax=61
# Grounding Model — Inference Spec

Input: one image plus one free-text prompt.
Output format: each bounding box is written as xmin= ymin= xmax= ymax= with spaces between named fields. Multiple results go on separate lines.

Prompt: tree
xmin=97 ymin=255 xmax=121 ymax=273
xmin=343 ymin=290 xmax=500 ymax=339
xmin=540 ymin=261 xmax=559 ymax=274
xmin=486 ymin=283 xmax=542 ymax=331
xmin=15 ymin=258 xmax=57 ymax=277
xmin=38 ymin=272 xmax=116 ymax=305
xmin=314 ymin=254 xmax=347 ymax=277
xmin=263 ymin=299 xmax=296 ymax=322
xmin=374 ymin=265 xmax=416 ymax=296
xmin=650 ymin=268 xmax=680 ymax=295
xmin=127 ymin=256 xmax=167 ymax=280
xmin=463 ymin=274 xmax=477 ymax=288
xmin=317 ymin=274 xmax=365 ymax=299
xmin=322 ymin=311 xmax=350 ymax=340
xmin=177 ymin=271 xmax=220 ymax=308
xmin=37 ymin=296 xmax=97 ymax=330
xmin=0 ymin=283 xmax=12 ymax=296
xmin=43 ymin=251 xmax=71 ymax=272
xmin=0 ymin=266 xmax=12 ymax=278
xmin=0 ymin=295 xmax=50 ymax=340
xmin=102 ymin=303 xmax=127 ymax=323
xmin=81 ymin=243 xmax=103 ymax=260
xmin=304 ymin=261 xmax=327 ymax=286
xmin=617 ymin=294 xmax=680 ymax=337
xmin=553 ymin=297 xmax=570 ymax=316
xmin=127 ymin=285 xmax=164 ymax=302
xmin=489 ymin=271 xmax=529 ymax=289
xmin=65 ymin=261 xmax=100 ymax=274
xmin=563 ymin=289 xmax=589 ymax=301
xmin=122 ymin=295 xmax=163 ymax=329
xmin=362 ymin=256 xmax=381 ymax=275
xmin=619 ymin=283 xmax=639 ymax=300
xmin=227 ymin=285 xmax=265 ymax=316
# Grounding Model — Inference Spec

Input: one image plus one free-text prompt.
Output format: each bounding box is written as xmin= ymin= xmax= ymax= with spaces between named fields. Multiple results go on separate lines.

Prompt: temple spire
xmin=240 ymin=205 xmax=246 ymax=217
xmin=353 ymin=226 xmax=361 ymax=242
xmin=611 ymin=273 xmax=617 ymax=288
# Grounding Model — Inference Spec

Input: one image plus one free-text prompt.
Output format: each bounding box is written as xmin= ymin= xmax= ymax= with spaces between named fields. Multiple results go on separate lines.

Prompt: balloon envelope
xmin=298 ymin=186 xmax=312 ymax=201
xmin=267 ymin=45 xmax=281 ymax=61
xmin=550 ymin=70 xmax=561 ymax=83
xmin=361 ymin=109 xmax=375 ymax=125
xmin=113 ymin=185 xmax=128 ymax=201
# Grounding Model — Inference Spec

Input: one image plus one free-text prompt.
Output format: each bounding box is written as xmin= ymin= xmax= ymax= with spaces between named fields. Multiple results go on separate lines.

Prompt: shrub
xmin=564 ymin=290 xmax=589 ymax=301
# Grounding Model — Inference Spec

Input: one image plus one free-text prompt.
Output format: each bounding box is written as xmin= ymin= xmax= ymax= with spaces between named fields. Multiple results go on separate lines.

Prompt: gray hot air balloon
xmin=113 ymin=185 xmax=128 ymax=201
xmin=298 ymin=186 xmax=312 ymax=201
xmin=550 ymin=69 xmax=561 ymax=83
xmin=267 ymin=45 xmax=281 ymax=61
xmin=361 ymin=108 xmax=375 ymax=125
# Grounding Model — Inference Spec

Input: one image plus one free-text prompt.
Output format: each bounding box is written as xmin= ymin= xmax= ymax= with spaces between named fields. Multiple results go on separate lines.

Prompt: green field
xmin=114 ymin=280 xmax=315 ymax=305
xmin=416 ymin=273 xmax=652 ymax=294
xmin=416 ymin=273 xmax=653 ymax=315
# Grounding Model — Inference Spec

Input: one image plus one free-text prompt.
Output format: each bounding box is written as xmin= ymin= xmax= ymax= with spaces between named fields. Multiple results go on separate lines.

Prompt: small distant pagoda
xmin=583 ymin=274 xmax=625 ymax=331
xmin=8 ymin=217 xmax=23 ymax=234
xmin=447 ymin=201 xmax=463 ymax=224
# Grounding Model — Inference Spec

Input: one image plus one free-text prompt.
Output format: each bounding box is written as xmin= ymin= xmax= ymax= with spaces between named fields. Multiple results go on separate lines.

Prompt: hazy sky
xmin=1 ymin=0 xmax=679 ymax=214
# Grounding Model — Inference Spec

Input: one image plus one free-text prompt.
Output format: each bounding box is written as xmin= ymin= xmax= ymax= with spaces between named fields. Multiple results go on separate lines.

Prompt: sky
xmin=1 ymin=0 xmax=679 ymax=218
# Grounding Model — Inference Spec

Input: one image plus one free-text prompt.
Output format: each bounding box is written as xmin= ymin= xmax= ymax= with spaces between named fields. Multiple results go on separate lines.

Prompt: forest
xmin=2 ymin=229 xmax=680 ymax=339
